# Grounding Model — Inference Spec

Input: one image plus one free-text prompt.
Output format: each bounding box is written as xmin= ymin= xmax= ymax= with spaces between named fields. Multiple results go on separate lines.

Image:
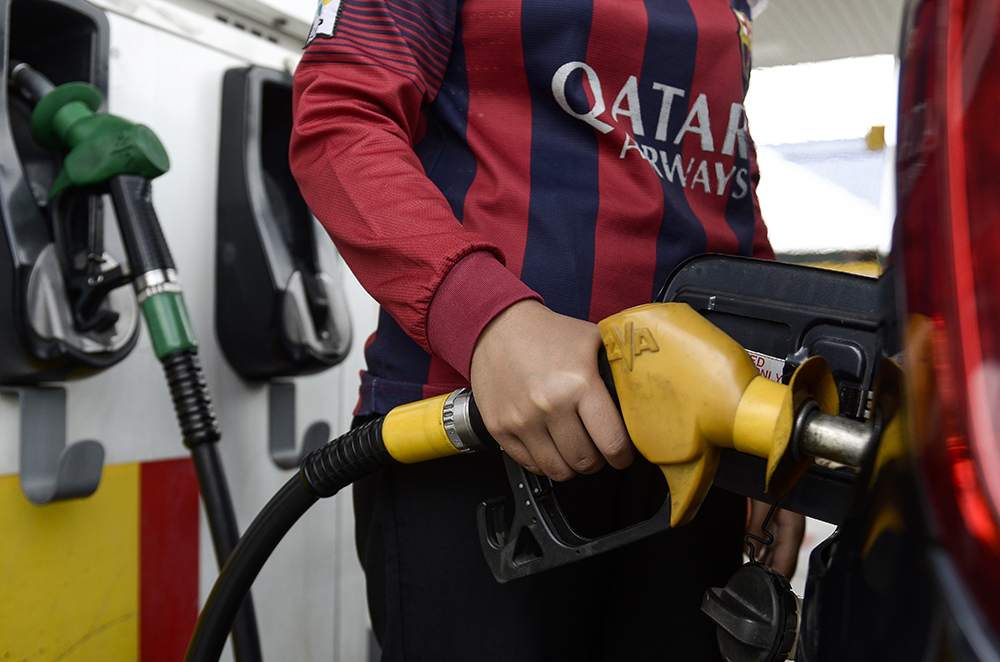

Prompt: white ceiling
xmin=753 ymin=0 xmax=909 ymax=68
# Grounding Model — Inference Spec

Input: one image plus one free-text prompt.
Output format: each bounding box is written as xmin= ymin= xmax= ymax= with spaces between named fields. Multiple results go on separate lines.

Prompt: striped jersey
xmin=291 ymin=0 xmax=774 ymax=416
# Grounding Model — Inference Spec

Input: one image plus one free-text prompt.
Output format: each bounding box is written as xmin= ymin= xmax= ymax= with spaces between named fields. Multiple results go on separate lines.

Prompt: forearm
xmin=291 ymin=66 xmax=515 ymax=355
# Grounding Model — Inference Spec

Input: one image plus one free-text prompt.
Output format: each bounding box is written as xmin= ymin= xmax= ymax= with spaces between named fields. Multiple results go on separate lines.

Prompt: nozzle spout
xmin=9 ymin=60 xmax=55 ymax=104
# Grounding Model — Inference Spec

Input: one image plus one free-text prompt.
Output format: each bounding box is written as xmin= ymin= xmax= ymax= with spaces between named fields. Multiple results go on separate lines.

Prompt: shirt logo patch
xmin=733 ymin=9 xmax=753 ymax=93
xmin=306 ymin=0 xmax=343 ymax=46
xmin=551 ymin=62 xmax=753 ymax=201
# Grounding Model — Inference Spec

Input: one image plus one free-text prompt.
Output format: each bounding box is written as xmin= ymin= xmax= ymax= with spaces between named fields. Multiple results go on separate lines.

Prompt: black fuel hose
xmin=109 ymin=173 xmax=264 ymax=662
xmin=116 ymin=192 xmax=264 ymax=662
xmin=187 ymin=475 xmax=317 ymax=662
xmin=185 ymin=398 xmax=491 ymax=662
xmin=109 ymin=174 xmax=265 ymax=662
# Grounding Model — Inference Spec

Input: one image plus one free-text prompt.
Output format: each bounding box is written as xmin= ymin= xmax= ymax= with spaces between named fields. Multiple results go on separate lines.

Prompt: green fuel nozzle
xmin=28 ymin=79 xmax=169 ymax=198
xmin=19 ymin=68 xmax=191 ymax=356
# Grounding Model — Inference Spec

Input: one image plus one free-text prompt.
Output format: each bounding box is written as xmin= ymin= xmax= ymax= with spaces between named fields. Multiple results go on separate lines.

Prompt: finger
xmin=746 ymin=537 xmax=769 ymax=565
xmin=477 ymin=399 xmax=575 ymax=480
xmin=578 ymin=382 xmax=634 ymax=469
xmin=546 ymin=412 xmax=606 ymax=476
xmin=496 ymin=437 xmax=540 ymax=475
xmin=769 ymin=511 xmax=806 ymax=578
xmin=769 ymin=543 xmax=797 ymax=578
xmin=500 ymin=429 xmax=577 ymax=482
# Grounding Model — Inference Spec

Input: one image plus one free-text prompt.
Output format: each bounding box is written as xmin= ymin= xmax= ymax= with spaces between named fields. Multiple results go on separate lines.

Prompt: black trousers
xmin=352 ymin=435 xmax=745 ymax=662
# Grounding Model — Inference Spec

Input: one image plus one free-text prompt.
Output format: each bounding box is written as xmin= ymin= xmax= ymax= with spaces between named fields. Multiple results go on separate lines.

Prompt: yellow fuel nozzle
xmin=598 ymin=302 xmax=839 ymax=527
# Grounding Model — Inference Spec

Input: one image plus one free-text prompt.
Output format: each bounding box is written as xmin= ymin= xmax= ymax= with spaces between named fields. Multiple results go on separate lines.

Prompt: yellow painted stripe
xmin=0 ymin=464 xmax=139 ymax=660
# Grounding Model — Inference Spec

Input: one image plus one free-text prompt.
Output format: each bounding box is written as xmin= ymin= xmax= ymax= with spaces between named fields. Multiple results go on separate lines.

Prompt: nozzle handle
xmin=474 ymin=346 xmax=672 ymax=583
xmin=462 ymin=346 xmax=617 ymax=452
xmin=465 ymin=394 xmax=494 ymax=447
xmin=109 ymin=174 xmax=176 ymax=276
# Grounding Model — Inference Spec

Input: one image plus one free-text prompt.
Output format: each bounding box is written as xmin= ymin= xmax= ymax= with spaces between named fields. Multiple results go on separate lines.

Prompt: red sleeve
xmin=427 ymin=252 xmax=540 ymax=379
xmin=290 ymin=0 xmax=538 ymax=356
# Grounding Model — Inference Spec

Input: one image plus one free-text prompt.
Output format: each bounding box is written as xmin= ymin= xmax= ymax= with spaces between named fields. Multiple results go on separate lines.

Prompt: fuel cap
xmin=701 ymin=562 xmax=799 ymax=662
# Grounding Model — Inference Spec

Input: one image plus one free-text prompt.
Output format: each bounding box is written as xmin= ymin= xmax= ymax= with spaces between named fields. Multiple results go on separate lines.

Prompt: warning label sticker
xmin=746 ymin=350 xmax=785 ymax=383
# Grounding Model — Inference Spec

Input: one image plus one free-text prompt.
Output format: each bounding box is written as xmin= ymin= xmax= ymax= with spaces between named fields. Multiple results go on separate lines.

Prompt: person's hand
xmin=746 ymin=499 xmax=806 ymax=578
xmin=469 ymin=299 xmax=634 ymax=481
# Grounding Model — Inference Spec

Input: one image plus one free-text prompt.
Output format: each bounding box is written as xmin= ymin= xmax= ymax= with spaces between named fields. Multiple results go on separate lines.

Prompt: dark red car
xmin=794 ymin=0 xmax=1000 ymax=659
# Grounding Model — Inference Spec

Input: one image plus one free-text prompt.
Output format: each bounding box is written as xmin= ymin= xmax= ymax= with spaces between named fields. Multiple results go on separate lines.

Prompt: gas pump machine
xmin=0 ymin=0 xmax=364 ymax=659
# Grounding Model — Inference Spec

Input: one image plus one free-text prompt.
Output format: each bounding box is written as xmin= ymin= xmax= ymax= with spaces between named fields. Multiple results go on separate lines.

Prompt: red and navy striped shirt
xmin=291 ymin=0 xmax=774 ymax=416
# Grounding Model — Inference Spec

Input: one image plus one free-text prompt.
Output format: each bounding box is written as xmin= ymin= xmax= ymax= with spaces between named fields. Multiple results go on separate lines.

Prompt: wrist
xmin=427 ymin=252 xmax=542 ymax=380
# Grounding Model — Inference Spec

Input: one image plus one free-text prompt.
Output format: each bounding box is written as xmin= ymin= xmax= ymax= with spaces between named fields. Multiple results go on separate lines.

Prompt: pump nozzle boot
xmin=598 ymin=302 xmax=839 ymax=527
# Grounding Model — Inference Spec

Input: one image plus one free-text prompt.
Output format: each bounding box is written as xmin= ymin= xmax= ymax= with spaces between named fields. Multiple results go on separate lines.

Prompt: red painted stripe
xmin=140 ymin=458 xmax=200 ymax=662
xmin=460 ymin=5 xmax=532 ymax=278
xmin=586 ymin=0 xmax=664 ymax=322
xmin=683 ymin=1 xmax=742 ymax=254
